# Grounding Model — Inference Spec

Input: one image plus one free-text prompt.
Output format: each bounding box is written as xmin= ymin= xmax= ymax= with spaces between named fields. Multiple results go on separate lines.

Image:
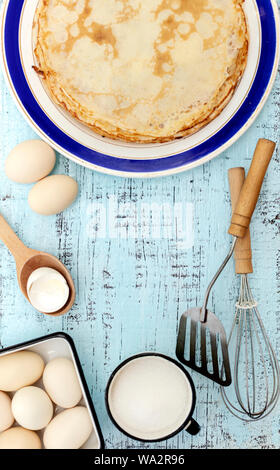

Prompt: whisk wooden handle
xmin=228 ymin=139 xmax=275 ymax=238
xmin=228 ymin=168 xmax=253 ymax=274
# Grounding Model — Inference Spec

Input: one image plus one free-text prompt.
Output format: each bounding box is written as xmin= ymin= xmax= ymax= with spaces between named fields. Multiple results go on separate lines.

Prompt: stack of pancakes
xmin=34 ymin=0 xmax=248 ymax=143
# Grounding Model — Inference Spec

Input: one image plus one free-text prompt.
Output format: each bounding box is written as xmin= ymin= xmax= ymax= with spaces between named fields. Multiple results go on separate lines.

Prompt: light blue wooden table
xmin=0 ymin=1 xmax=279 ymax=450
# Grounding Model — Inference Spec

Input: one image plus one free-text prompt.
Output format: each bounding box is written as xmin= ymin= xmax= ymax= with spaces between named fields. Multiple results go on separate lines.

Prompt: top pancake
xmin=34 ymin=0 xmax=248 ymax=143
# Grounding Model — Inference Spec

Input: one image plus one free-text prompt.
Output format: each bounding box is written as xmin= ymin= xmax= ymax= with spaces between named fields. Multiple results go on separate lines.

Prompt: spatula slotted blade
xmin=176 ymin=308 xmax=232 ymax=387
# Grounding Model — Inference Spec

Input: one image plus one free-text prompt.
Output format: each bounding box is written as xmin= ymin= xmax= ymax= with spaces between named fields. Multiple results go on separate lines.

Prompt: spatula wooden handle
xmin=228 ymin=168 xmax=253 ymax=274
xmin=228 ymin=139 xmax=275 ymax=238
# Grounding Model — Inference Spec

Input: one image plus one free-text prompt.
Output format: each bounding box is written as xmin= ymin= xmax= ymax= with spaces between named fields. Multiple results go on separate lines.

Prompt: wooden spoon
xmin=0 ymin=213 xmax=75 ymax=316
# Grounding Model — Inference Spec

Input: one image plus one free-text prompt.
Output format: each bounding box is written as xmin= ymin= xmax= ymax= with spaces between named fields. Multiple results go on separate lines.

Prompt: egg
xmin=0 ymin=427 xmax=42 ymax=449
xmin=0 ymin=350 xmax=44 ymax=391
xmin=43 ymin=357 xmax=82 ymax=408
xmin=43 ymin=407 xmax=93 ymax=449
xmin=27 ymin=267 xmax=70 ymax=313
xmin=28 ymin=174 xmax=78 ymax=215
xmin=12 ymin=386 xmax=53 ymax=430
xmin=0 ymin=391 xmax=14 ymax=432
xmin=5 ymin=140 xmax=56 ymax=184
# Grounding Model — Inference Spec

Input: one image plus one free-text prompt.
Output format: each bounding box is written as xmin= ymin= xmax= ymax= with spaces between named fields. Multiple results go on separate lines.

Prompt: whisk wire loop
xmin=221 ymin=274 xmax=280 ymax=421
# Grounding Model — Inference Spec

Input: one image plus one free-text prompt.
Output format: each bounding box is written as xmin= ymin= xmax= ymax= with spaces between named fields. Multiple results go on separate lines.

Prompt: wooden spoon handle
xmin=0 ymin=214 xmax=33 ymax=269
xmin=228 ymin=168 xmax=253 ymax=274
xmin=228 ymin=139 xmax=275 ymax=238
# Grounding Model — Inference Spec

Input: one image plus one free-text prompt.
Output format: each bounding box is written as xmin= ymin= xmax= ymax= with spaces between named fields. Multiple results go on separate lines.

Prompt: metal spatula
xmin=176 ymin=139 xmax=276 ymax=386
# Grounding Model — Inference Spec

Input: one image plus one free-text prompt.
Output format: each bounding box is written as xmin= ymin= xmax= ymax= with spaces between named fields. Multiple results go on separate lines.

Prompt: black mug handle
xmin=185 ymin=418 xmax=200 ymax=435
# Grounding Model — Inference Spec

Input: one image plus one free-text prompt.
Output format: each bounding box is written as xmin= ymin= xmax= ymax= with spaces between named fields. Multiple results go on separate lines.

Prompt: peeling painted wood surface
xmin=0 ymin=1 xmax=279 ymax=449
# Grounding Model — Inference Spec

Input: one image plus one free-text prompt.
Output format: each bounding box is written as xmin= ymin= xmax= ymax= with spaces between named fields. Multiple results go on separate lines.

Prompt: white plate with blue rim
xmin=1 ymin=0 xmax=279 ymax=178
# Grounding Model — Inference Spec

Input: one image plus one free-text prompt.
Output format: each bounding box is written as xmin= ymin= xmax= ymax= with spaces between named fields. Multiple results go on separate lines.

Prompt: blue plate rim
xmin=1 ymin=0 xmax=279 ymax=178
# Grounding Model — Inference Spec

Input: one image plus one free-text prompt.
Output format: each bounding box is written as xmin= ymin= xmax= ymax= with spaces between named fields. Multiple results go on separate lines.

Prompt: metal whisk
xmin=221 ymin=168 xmax=280 ymax=421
